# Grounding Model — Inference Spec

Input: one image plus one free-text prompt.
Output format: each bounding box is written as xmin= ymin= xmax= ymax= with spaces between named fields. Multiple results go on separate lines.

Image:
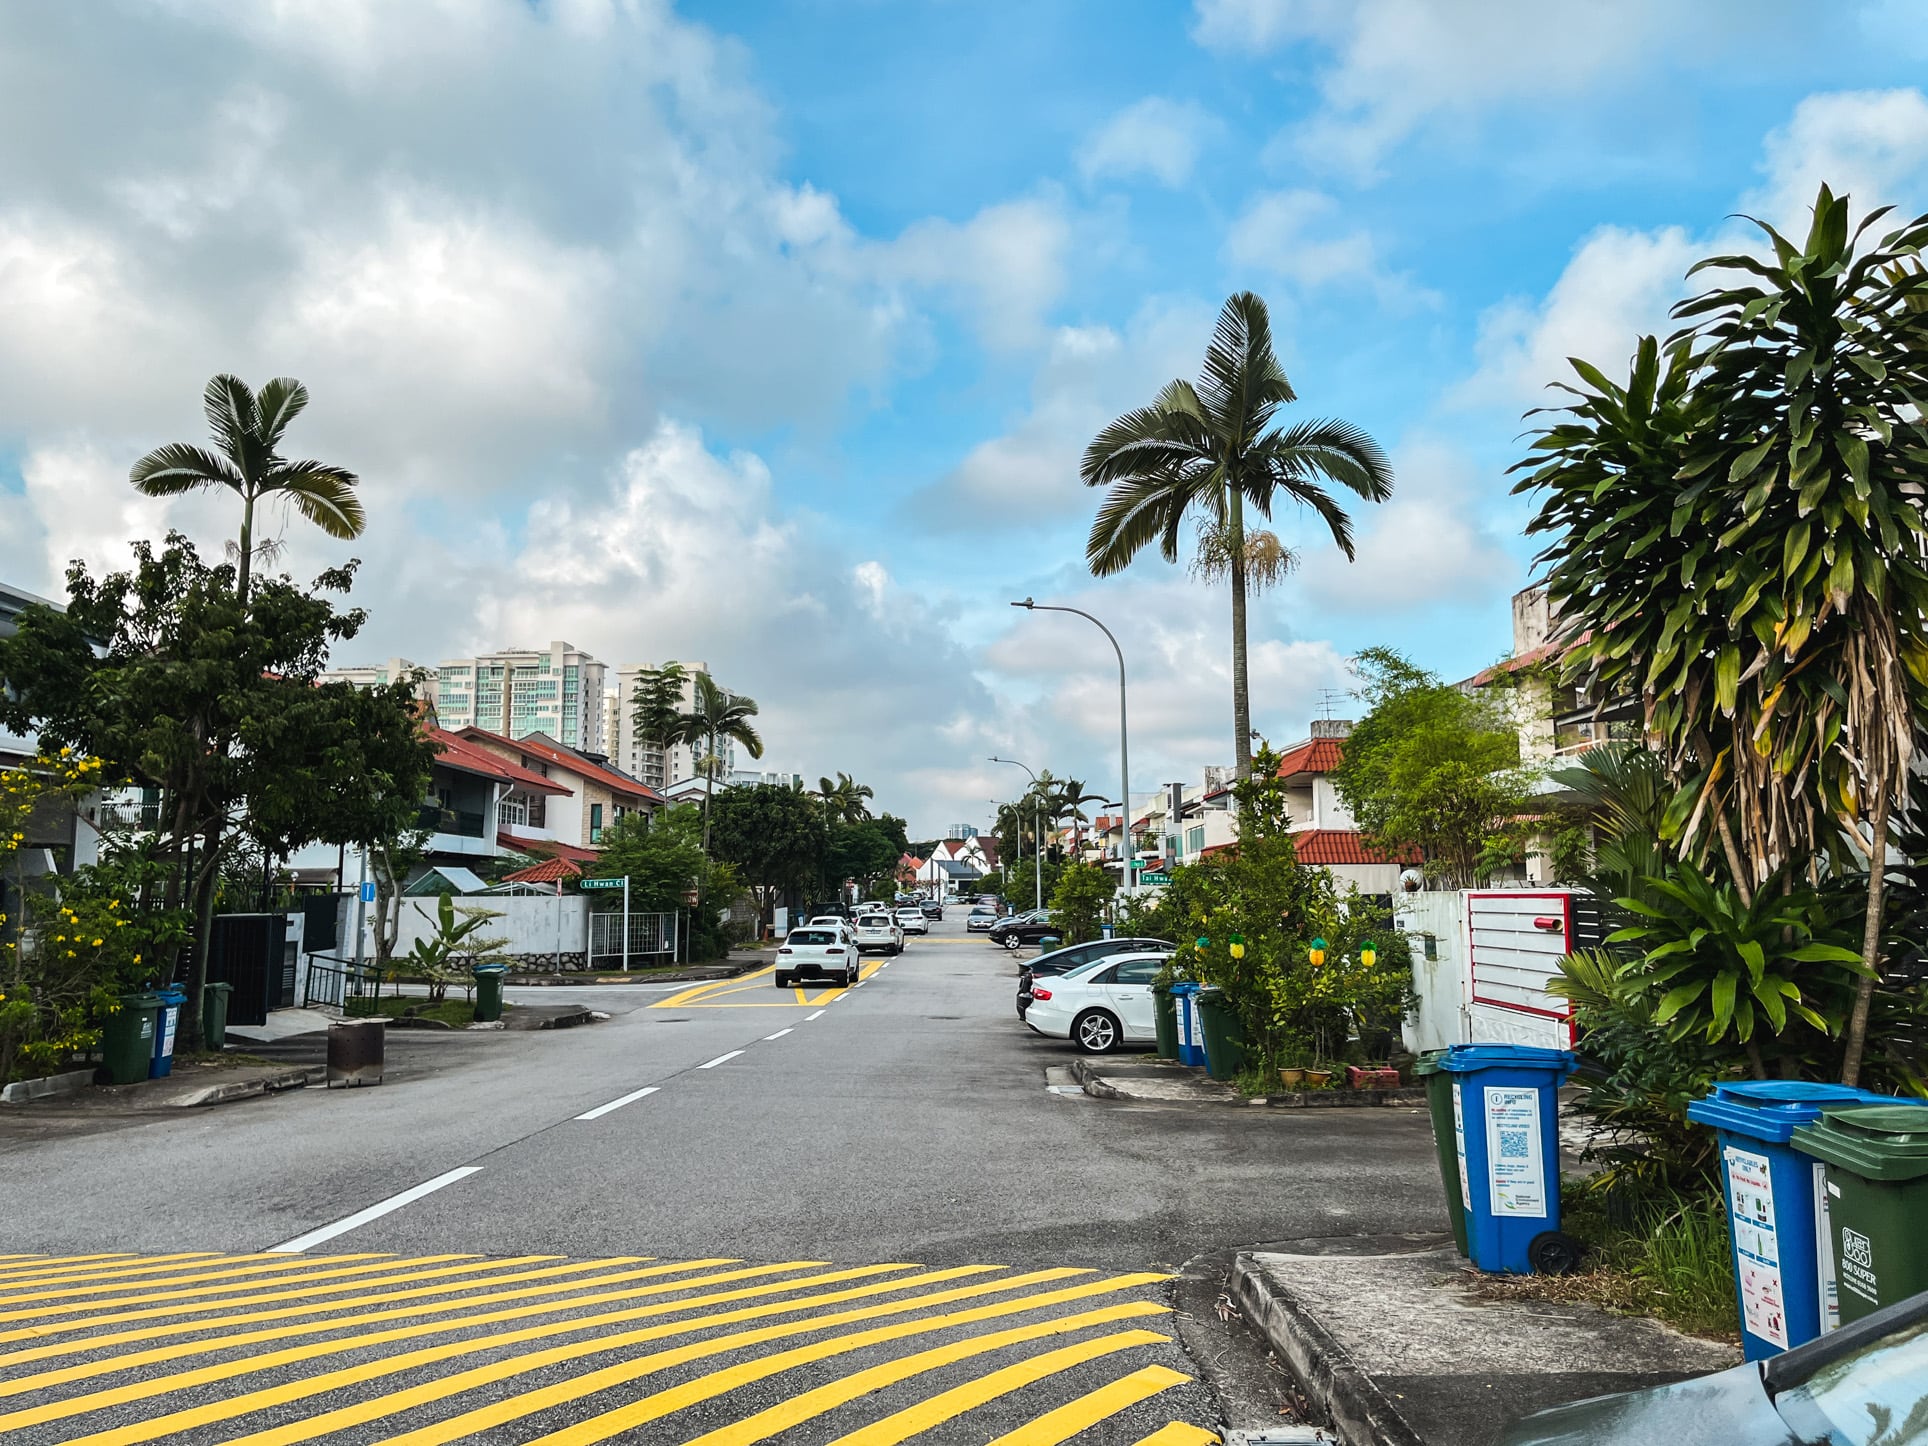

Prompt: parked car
xmin=987 ymin=909 xmax=1059 ymax=951
xmin=852 ymin=911 xmax=904 ymax=955
xmin=894 ymin=906 xmax=929 ymax=936
xmin=1023 ymin=951 xmax=1165 ymax=1053
xmin=966 ymin=905 xmax=999 ymax=932
xmin=1499 ymin=1285 xmax=1928 ymax=1444
xmin=1017 ymin=938 xmax=1173 ymax=1018
xmin=920 ymin=899 xmax=944 ymax=920
xmin=773 ymin=926 xmax=858 ymax=988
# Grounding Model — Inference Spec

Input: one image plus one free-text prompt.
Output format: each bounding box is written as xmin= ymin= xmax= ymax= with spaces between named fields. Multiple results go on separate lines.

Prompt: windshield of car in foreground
xmin=788 ymin=930 xmax=837 ymax=946
xmin=1773 ymin=1315 xmax=1928 ymax=1445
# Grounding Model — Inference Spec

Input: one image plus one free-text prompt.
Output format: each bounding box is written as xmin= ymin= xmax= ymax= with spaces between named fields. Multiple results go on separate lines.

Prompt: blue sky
xmin=4 ymin=1 xmax=1928 ymax=833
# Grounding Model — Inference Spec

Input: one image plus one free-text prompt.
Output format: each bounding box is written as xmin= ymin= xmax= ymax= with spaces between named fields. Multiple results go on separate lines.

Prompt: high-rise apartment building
xmin=319 ymin=657 xmax=437 ymax=699
xmin=605 ymin=661 xmax=749 ymax=789
xmin=435 ymin=641 xmax=606 ymax=754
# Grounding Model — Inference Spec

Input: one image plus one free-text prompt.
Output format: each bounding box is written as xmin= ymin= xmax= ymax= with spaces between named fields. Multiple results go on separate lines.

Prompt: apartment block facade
xmin=435 ymin=641 xmax=607 ymax=755
xmin=604 ymin=660 xmax=747 ymax=789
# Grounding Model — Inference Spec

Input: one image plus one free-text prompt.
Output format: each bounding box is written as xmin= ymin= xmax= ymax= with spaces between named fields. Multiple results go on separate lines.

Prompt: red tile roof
xmin=1274 ymin=738 xmax=1345 ymax=779
xmin=458 ymin=728 xmax=661 ymax=805
xmin=432 ymin=729 xmax=570 ymax=794
xmin=498 ymin=831 xmax=599 ymax=863
xmin=1289 ymin=829 xmax=1420 ymax=866
xmin=501 ymin=856 xmax=584 ymax=884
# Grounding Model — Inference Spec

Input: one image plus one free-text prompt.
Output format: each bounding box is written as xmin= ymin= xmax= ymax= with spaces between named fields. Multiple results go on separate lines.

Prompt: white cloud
xmin=1077 ymin=98 xmax=1220 ymax=188
xmin=1295 ymin=436 xmax=1516 ymax=616
xmin=1747 ymin=89 xmax=1928 ymax=235
xmin=1224 ymin=188 xmax=1429 ymax=302
xmin=1195 ymin=0 xmax=1758 ymax=179
xmin=888 ymin=196 xmax=1071 ymax=352
xmin=1456 ymin=224 xmax=1701 ymax=409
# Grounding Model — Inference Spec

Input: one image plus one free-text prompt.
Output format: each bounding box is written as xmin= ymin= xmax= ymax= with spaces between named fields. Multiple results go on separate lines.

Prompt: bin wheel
xmin=1527 ymin=1231 xmax=1584 ymax=1276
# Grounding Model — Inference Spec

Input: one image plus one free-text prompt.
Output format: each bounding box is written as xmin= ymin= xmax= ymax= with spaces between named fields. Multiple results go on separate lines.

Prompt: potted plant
xmin=1279 ymin=1058 xmax=1306 ymax=1089
xmin=1304 ymin=1062 xmax=1334 ymax=1088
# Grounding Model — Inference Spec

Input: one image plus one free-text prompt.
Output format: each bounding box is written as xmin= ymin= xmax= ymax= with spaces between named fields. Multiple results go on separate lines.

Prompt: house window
xmin=589 ymin=802 xmax=603 ymax=843
xmin=500 ymin=794 xmax=528 ymax=828
xmin=1186 ymin=825 xmax=1204 ymax=855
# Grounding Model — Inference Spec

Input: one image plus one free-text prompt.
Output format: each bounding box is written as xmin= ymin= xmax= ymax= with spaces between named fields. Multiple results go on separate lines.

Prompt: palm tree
xmin=817 ymin=772 xmax=874 ymax=824
xmin=676 ymin=672 xmax=763 ymax=851
xmin=1082 ymin=292 xmax=1393 ymax=777
xmin=1056 ymin=780 xmax=1109 ymax=860
xmin=631 ymin=662 xmax=689 ymax=763
xmin=130 ymin=375 xmax=364 ymax=604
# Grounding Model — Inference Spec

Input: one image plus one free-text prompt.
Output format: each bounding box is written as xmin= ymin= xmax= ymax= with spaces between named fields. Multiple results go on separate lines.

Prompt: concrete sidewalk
xmin=1230 ymin=1239 xmax=1739 ymax=1446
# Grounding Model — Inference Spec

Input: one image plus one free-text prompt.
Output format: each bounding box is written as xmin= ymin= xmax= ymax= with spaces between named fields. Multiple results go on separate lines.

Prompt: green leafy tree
xmin=825 ymin=820 xmax=900 ymax=900
xmin=129 ymin=375 xmax=364 ymax=604
xmin=1331 ymin=647 xmax=1533 ymax=888
xmin=1047 ymin=860 xmax=1114 ymax=944
xmin=1517 ymin=186 xmax=1928 ymax=1084
xmin=709 ymin=783 xmax=825 ymax=932
xmin=817 ymin=772 xmax=875 ymax=824
xmin=1083 ymin=292 xmax=1393 ymax=779
xmin=590 ymin=808 xmax=739 ymax=960
xmin=0 ymin=536 xmax=434 ymax=1048
xmin=630 ymin=663 xmax=689 ymax=761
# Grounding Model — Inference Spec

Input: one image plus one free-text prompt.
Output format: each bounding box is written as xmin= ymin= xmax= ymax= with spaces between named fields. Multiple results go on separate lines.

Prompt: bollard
xmin=327 ymin=1018 xmax=386 ymax=1088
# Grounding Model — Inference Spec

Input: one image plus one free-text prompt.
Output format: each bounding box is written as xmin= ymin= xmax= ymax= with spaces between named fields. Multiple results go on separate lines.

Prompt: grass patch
xmin=345 ymin=995 xmax=495 ymax=1029
xmin=1466 ymin=1186 xmax=1738 ymax=1342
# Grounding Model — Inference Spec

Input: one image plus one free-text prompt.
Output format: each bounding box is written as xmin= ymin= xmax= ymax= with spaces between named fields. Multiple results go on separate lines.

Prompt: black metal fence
xmin=303 ymin=953 xmax=377 ymax=1011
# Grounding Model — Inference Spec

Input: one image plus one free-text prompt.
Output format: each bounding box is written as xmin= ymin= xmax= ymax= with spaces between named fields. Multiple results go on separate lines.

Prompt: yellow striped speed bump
xmin=0 ymin=1249 xmax=1219 ymax=1444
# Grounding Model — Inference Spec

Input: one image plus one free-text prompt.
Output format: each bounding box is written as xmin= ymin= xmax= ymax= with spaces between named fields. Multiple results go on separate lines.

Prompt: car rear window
xmin=858 ymin=914 xmax=891 ymax=926
xmin=789 ymin=930 xmax=837 ymax=945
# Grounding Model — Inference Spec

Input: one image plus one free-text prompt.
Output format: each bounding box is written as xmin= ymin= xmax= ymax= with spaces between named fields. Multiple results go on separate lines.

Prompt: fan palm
xmin=817 ymin=772 xmax=875 ymax=824
xmin=1083 ymin=292 xmax=1393 ymax=777
xmin=130 ymin=375 xmax=364 ymax=604
xmin=675 ymin=672 xmax=763 ymax=851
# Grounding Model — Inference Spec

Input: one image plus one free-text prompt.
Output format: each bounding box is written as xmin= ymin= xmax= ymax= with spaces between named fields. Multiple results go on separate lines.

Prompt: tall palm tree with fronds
xmin=817 ymin=772 xmax=874 ymax=824
xmin=130 ymin=375 xmax=364 ymax=604
xmin=1082 ymin=292 xmax=1393 ymax=778
xmin=676 ymin=672 xmax=763 ymax=851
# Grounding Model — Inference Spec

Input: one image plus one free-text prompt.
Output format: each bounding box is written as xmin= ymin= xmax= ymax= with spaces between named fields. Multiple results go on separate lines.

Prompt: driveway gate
xmin=587 ymin=910 xmax=678 ymax=970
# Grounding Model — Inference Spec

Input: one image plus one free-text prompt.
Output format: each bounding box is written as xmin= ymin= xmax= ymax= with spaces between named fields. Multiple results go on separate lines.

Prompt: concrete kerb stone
xmin=1068 ymin=1056 xmax=1426 ymax=1110
xmin=0 ymin=1068 xmax=98 ymax=1105
xmin=170 ymin=1066 xmax=326 ymax=1108
xmin=1230 ymin=1251 xmax=1427 ymax=1446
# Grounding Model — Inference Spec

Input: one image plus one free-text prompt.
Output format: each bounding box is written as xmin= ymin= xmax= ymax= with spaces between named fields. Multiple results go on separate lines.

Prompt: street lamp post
xmin=1012 ymin=598 xmax=1132 ymax=893
xmin=988 ymin=757 xmax=1044 ymax=911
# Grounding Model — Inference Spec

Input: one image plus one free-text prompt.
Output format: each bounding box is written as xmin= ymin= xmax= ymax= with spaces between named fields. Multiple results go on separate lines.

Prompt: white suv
xmin=852 ymin=912 xmax=904 ymax=956
xmin=774 ymin=926 xmax=858 ymax=988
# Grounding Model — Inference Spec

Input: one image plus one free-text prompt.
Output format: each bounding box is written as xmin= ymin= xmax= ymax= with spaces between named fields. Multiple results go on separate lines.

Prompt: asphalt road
xmin=0 ymin=913 xmax=1449 ymax=1443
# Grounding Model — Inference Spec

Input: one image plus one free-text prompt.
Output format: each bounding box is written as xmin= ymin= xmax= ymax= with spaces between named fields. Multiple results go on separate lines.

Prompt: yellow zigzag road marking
xmin=394 ymin=1282 xmax=1169 ymax=1446
xmin=0 ymin=1254 xmax=391 ymax=1317
xmin=818 ymin=1340 xmax=1184 ymax=1446
xmin=0 ymin=1260 xmax=875 ymax=1436
xmin=218 ymin=1272 xmax=1123 ymax=1446
xmin=0 ymin=1254 xmax=570 ymax=1346
xmin=540 ymin=1310 xmax=1170 ymax=1446
xmin=981 ymin=1365 xmax=1196 ymax=1446
xmin=1130 ymin=1424 xmax=1222 ymax=1445
xmin=0 ymin=1258 xmax=746 ymax=1394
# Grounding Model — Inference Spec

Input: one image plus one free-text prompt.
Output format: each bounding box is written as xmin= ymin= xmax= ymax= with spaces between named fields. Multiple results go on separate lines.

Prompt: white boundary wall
xmin=390 ymin=893 xmax=587 ymax=961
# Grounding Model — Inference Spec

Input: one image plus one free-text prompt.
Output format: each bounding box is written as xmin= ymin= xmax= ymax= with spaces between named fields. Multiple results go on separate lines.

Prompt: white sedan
xmin=894 ymin=907 xmax=929 ymax=935
xmin=1023 ymin=951 xmax=1165 ymax=1053
xmin=852 ymin=912 xmax=904 ymax=955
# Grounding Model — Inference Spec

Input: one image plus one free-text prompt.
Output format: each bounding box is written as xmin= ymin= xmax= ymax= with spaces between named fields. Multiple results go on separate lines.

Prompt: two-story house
xmin=456 ymin=728 xmax=661 ymax=848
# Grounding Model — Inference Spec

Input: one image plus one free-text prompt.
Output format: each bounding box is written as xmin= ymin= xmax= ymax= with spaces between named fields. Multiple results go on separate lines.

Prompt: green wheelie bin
xmin=472 ymin=963 xmax=509 ymax=1023
xmin=99 ymin=993 xmax=162 ymax=1085
xmin=1792 ymin=1104 xmax=1928 ymax=1324
xmin=1151 ymin=984 xmax=1179 ymax=1060
xmin=201 ymin=982 xmax=233 ymax=1050
xmin=1193 ymin=986 xmax=1248 ymax=1082
xmin=1415 ymin=1049 xmax=1470 ymax=1257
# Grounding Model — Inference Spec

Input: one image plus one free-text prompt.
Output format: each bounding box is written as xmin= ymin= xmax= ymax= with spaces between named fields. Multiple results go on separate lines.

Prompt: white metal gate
xmin=587 ymin=911 xmax=678 ymax=969
xmin=1465 ymin=890 xmax=1575 ymax=1048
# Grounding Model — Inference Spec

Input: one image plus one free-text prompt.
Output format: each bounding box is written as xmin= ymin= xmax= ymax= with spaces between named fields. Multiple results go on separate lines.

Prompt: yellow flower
xmin=91 ymin=938 xmax=103 ymax=947
xmin=133 ymin=954 xmax=142 ymax=964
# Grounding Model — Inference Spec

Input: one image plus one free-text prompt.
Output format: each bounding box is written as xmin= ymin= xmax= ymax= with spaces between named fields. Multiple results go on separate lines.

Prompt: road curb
xmin=1068 ymin=1059 xmax=1128 ymax=1100
xmin=1229 ymin=1251 xmax=1425 ymax=1446
xmin=0 ymin=1067 xmax=98 ymax=1105
xmin=171 ymin=1065 xmax=326 ymax=1108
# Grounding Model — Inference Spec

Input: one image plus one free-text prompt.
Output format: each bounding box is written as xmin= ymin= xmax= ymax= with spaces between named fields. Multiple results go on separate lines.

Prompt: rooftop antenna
xmin=1316 ymin=687 xmax=1344 ymax=720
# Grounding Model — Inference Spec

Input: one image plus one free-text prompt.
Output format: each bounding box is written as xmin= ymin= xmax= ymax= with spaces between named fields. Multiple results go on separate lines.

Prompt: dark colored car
xmin=987 ymin=910 xmax=1058 ymax=951
xmin=1499 ymin=1285 xmax=1928 ymax=1445
xmin=1017 ymin=937 xmax=1173 ymax=1018
xmin=920 ymin=900 xmax=943 ymax=919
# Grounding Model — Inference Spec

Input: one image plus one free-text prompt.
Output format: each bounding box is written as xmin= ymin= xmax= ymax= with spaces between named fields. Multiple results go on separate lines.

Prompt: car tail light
xmin=777 ymin=947 xmax=792 ymax=954
xmin=827 ymin=946 xmax=845 ymax=954
xmin=1031 ymin=987 xmax=1052 ymax=1001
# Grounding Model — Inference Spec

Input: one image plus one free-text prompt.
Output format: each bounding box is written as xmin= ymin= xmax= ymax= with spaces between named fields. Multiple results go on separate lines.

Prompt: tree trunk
xmin=1227 ymin=486 xmax=1253 ymax=780
xmin=179 ymin=826 xmax=226 ymax=1053
xmin=236 ymin=491 xmax=256 ymax=605
xmin=1841 ymin=783 xmax=1893 ymax=1087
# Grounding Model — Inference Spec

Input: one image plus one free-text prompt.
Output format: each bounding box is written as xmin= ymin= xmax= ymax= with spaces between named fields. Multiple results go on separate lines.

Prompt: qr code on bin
xmin=1498 ymin=1127 xmax=1530 ymax=1159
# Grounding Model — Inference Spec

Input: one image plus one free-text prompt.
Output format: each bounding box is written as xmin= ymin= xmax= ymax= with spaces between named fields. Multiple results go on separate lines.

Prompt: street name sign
xmin=1138 ymin=872 xmax=1172 ymax=885
xmin=578 ymin=877 xmax=626 ymax=890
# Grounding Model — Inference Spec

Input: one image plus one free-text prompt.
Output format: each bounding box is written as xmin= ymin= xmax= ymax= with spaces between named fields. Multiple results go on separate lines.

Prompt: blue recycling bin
xmin=1440 ymin=1043 xmax=1579 ymax=1275
xmin=1171 ymin=983 xmax=1207 ymax=1067
xmin=1687 ymin=1080 xmax=1920 ymax=1359
xmin=149 ymin=985 xmax=186 ymax=1078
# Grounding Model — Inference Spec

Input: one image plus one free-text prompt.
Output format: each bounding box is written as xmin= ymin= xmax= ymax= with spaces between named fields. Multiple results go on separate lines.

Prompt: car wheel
xmin=1072 ymin=1009 xmax=1121 ymax=1054
xmin=775 ymin=972 xmax=789 ymax=989
xmin=844 ymin=968 xmax=858 ymax=987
